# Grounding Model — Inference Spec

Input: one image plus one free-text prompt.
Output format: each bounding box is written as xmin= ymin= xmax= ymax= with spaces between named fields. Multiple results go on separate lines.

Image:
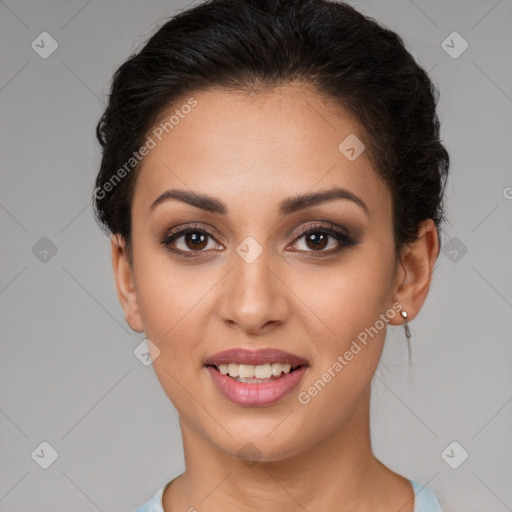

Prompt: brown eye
xmin=289 ymin=223 xmax=356 ymax=255
xmin=161 ymin=227 xmax=221 ymax=256
xmin=303 ymin=232 xmax=329 ymax=251
xmin=182 ymin=232 xmax=208 ymax=250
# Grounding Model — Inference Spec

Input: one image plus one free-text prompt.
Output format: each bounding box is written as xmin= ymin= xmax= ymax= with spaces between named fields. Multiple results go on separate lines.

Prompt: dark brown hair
xmin=93 ymin=0 xmax=449 ymax=260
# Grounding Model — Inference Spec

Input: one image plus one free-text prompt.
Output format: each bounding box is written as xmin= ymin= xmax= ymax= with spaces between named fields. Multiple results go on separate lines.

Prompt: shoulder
xmin=132 ymin=485 xmax=165 ymax=512
xmin=410 ymin=480 xmax=443 ymax=512
xmin=132 ymin=478 xmax=442 ymax=512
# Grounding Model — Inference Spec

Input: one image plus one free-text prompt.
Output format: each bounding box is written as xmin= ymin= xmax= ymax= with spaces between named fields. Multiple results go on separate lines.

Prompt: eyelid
xmin=160 ymin=222 xmax=225 ymax=246
xmin=158 ymin=226 xmax=223 ymax=259
xmin=286 ymin=222 xmax=355 ymax=254
xmin=290 ymin=221 xmax=351 ymax=240
xmin=160 ymin=220 xmax=355 ymax=256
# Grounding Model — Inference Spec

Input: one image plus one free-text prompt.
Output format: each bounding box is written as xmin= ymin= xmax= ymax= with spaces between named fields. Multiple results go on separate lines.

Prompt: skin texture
xmin=111 ymin=83 xmax=439 ymax=511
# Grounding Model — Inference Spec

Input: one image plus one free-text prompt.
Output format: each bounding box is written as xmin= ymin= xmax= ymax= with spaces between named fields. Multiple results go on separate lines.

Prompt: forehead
xmin=132 ymin=83 xmax=390 ymax=220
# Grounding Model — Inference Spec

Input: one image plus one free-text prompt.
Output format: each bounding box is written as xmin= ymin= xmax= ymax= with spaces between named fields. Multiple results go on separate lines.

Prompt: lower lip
xmin=206 ymin=365 xmax=307 ymax=407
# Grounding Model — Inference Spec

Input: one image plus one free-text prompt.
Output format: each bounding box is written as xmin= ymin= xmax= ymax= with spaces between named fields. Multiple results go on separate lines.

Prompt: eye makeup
xmin=157 ymin=219 xmax=359 ymax=259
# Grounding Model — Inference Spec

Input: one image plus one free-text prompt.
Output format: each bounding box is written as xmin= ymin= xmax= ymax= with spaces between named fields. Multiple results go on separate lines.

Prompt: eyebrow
xmin=149 ymin=186 xmax=369 ymax=217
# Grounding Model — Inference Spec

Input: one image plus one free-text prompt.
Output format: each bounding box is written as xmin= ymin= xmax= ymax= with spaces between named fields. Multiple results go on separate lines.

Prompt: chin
xmin=207 ymin=418 xmax=316 ymax=464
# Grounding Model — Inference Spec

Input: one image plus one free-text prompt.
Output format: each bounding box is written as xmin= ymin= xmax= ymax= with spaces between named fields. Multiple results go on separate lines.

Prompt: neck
xmin=165 ymin=388 xmax=399 ymax=511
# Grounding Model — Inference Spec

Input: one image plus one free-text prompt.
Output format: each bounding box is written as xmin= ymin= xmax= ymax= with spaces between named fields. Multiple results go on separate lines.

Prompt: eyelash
xmin=159 ymin=222 xmax=356 ymax=259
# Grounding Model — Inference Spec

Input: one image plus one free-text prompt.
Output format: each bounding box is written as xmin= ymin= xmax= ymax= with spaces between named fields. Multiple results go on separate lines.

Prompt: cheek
xmin=132 ymin=247 xmax=206 ymax=359
xmin=290 ymin=244 xmax=395 ymax=402
xmin=132 ymin=255 xmax=211 ymax=417
xmin=294 ymin=244 xmax=395 ymax=341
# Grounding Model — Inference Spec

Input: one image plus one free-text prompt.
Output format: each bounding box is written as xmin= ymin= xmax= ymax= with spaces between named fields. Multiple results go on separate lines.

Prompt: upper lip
xmin=204 ymin=348 xmax=309 ymax=367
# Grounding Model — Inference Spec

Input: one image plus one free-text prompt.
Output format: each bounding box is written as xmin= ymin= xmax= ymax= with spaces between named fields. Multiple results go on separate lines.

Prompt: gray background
xmin=1 ymin=0 xmax=511 ymax=510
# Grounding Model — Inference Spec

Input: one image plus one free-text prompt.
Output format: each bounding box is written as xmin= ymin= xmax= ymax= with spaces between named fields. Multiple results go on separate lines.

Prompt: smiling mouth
xmin=206 ymin=362 xmax=305 ymax=384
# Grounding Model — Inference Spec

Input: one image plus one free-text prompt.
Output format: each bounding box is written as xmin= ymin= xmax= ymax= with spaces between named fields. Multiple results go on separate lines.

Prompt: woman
xmin=93 ymin=0 xmax=448 ymax=510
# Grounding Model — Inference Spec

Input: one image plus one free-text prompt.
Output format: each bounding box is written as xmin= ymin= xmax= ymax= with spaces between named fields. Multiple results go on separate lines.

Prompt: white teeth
xmin=238 ymin=364 xmax=255 ymax=378
xmin=216 ymin=362 xmax=295 ymax=378
xmin=255 ymin=363 xmax=271 ymax=379
xmin=227 ymin=363 xmax=239 ymax=377
xmin=271 ymin=363 xmax=291 ymax=375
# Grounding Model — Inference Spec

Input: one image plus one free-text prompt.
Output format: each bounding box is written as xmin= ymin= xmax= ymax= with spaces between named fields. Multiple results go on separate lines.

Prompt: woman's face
xmin=118 ymin=83 xmax=405 ymax=460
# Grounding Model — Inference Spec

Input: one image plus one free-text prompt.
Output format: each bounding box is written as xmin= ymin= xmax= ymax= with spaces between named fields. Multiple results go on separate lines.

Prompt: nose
xmin=218 ymin=247 xmax=289 ymax=335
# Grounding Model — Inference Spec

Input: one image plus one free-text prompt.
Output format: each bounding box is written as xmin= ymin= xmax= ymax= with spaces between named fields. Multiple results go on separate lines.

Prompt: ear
xmin=388 ymin=219 xmax=440 ymax=325
xmin=111 ymin=234 xmax=144 ymax=333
